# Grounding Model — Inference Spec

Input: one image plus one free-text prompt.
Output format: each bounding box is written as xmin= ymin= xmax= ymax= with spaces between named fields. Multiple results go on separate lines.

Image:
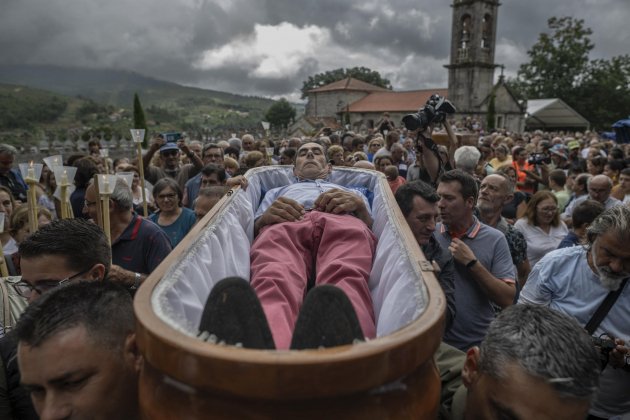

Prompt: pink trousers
xmin=250 ymin=211 xmax=377 ymax=349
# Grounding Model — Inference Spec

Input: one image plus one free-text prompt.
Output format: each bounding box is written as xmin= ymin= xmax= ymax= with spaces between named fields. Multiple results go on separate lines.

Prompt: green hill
xmin=0 ymin=65 xmax=278 ymax=141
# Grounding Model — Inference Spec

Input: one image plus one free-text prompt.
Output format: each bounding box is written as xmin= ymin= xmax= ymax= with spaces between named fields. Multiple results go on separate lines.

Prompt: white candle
xmin=102 ymin=175 xmax=110 ymax=194
xmin=61 ymin=169 xmax=68 ymax=185
xmin=27 ymin=161 xmax=35 ymax=180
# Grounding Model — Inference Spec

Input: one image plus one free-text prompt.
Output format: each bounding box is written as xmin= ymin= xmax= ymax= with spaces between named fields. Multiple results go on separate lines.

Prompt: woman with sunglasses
xmin=149 ymin=178 xmax=196 ymax=247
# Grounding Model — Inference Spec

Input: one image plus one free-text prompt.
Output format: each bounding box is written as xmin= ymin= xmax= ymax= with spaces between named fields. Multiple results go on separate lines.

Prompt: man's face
xmin=404 ymin=196 xmax=438 ymax=246
xmin=242 ymin=137 xmax=255 ymax=151
xmin=83 ymin=185 xmax=99 ymax=221
xmin=0 ymin=152 xmax=14 ymax=175
xmin=189 ymin=144 xmax=202 ymax=159
xmin=20 ymin=255 xmax=95 ymax=304
xmin=588 ymin=178 xmax=611 ymax=203
xmin=463 ymin=356 xmax=590 ymax=420
xmin=478 ymin=175 xmax=511 ymax=214
xmin=203 ymin=148 xmax=223 ymax=166
xmin=160 ymin=149 xmax=180 ymax=169
xmin=194 ymin=195 xmax=220 ymax=222
xmin=18 ymin=326 xmax=139 ymax=420
xmin=391 ymin=147 xmax=404 ymax=163
xmin=437 ymin=181 xmax=473 ymax=227
xmin=589 ymin=231 xmax=630 ymax=291
xmin=294 ymin=143 xmax=331 ymax=179
xmin=375 ymin=158 xmax=392 ymax=173
xmin=201 ymin=173 xmax=220 ymax=188
xmin=619 ymin=173 xmax=630 ymax=193
xmin=0 ymin=191 xmax=13 ymax=228
xmin=279 ymin=154 xmax=294 ymax=165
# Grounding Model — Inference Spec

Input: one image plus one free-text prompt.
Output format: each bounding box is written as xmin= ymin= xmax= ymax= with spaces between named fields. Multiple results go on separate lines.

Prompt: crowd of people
xmin=0 ymin=118 xmax=629 ymax=419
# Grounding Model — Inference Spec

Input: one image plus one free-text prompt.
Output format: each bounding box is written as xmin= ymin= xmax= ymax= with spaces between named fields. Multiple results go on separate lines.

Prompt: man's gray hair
xmin=110 ymin=178 xmax=134 ymax=211
xmin=0 ymin=144 xmax=18 ymax=156
xmin=586 ymin=205 xmax=630 ymax=246
xmin=453 ymin=146 xmax=481 ymax=173
xmin=479 ymin=305 xmax=600 ymax=400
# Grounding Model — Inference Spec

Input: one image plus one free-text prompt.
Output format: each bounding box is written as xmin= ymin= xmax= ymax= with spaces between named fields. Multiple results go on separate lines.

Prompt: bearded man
xmin=519 ymin=205 xmax=630 ymax=419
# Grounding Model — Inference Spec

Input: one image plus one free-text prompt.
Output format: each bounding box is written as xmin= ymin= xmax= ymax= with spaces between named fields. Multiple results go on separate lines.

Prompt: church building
xmin=291 ymin=0 xmax=525 ymax=136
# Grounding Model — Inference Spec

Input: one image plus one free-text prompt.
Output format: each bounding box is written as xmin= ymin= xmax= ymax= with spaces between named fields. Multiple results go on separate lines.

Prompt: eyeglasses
xmin=157 ymin=193 xmax=177 ymax=200
xmin=161 ymin=150 xmax=179 ymax=157
xmin=13 ymin=268 xmax=92 ymax=298
xmin=204 ymin=153 xmax=223 ymax=159
xmin=537 ymin=206 xmax=557 ymax=213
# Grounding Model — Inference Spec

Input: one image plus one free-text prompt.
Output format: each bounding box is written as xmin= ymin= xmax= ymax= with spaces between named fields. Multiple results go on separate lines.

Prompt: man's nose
xmin=39 ymin=395 xmax=72 ymax=420
xmin=609 ymin=258 xmax=625 ymax=273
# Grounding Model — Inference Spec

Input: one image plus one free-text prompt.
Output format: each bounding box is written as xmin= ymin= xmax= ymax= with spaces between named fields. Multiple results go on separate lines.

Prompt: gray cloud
xmin=0 ymin=0 xmax=627 ymax=99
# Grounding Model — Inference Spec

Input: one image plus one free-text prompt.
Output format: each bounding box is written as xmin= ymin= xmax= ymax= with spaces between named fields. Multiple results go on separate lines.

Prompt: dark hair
xmin=202 ymin=143 xmax=223 ymax=157
xmin=152 ymin=177 xmax=183 ymax=207
xmin=610 ymin=147 xmax=625 ymax=160
xmin=572 ymin=199 xmax=605 ymax=229
xmin=605 ymin=159 xmax=625 ymax=173
xmin=548 ymin=169 xmax=567 ymax=188
xmin=15 ymin=282 xmax=134 ymax=351
xmin=395 ymin=180 xmax=440 ymax=217
xmin=19 ymin=219 xmax=111 ymax=275
xmin=73 ymin=157 xmax=99 ymax=188
xmin=281 ymin=148 xmax=296 ymax=160
xmin=621 ymin=167 xmax=630 ymax=178
xmin=223 ymin=146 xmax=240 ymax=159
xmin=200 ymin=164 xmax=226 ymax=183
xmin=575 ymin=173 xmax=591 ymax=191
xmin=439 ymin=169 xmax=479 ymax=202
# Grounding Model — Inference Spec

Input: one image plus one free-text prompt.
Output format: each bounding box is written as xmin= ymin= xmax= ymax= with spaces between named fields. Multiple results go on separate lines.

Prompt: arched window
xmin=460 ymin=15 xmax=472 ymax=50
xmin=481 ymin=14 xmax=492 ymax=49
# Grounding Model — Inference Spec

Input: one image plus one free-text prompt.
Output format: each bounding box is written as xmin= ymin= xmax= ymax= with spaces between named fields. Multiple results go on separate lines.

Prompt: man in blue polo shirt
xmin=84 ymin=178 xmax=172 ymax=289
xmin=435 ymin=170 xmax=516 ymax=351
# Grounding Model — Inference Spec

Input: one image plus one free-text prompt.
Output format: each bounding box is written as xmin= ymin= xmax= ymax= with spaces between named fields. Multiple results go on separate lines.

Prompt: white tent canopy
xmin=526 ymin=98 xmax=590 ymax=130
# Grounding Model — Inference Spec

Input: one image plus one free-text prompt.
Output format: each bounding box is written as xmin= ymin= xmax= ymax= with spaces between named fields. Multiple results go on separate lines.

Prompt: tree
xmin=300 ymin=67 xmax=392 ymax=99
xmin=486 ymin=94 xmax=496 ymax=131
xmin=265 ymin=98 xmax=296 ymax=129
xmin=510 ymin=17 xmax=630 ymax=129
xmin=133 ymin=93 xmax=149 ymax=148
xmin=512 ymin=17 xmax=593 ymax=102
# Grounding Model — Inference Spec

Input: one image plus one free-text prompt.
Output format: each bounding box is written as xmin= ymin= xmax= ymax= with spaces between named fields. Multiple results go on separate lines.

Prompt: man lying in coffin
xmin=199 ymin=142 xmax=378 ymax=350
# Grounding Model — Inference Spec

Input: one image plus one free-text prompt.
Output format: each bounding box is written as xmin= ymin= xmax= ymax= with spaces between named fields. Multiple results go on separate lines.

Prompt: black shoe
xmin=290 ymin=285 xmax=365 ymax=350
xmin=198 ymin=277 xmax=275 ymax=350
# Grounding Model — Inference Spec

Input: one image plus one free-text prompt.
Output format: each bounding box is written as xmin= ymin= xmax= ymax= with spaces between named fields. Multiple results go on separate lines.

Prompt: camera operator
xmin=402 ymin=94 xmax=457 ymax=188
xmin=142 ymin=133 xmax=204 ymax=186
xmin=519 ymin=205 xmax=630 ymax=419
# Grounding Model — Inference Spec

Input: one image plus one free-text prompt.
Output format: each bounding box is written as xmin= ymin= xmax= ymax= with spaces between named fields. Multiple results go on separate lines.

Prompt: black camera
xmin=402 ymin=94 xmax=456 ymax=132
xmin=592 ymin=335 xmax=616 ymax=370
xmin=527 ymin=152 xmax=551 ymax=165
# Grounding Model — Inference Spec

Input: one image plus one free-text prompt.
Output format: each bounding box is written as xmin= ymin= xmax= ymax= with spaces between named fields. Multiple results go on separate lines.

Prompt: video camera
xmin=527 ymin=152 xmax=551 ymax=165
xmin=402 ymin=94 xmax=456 ymax=132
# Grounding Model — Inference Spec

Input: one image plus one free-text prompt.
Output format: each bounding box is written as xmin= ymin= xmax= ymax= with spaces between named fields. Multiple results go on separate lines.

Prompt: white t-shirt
xmin=514 ymin=218 xmax=568 ymax=267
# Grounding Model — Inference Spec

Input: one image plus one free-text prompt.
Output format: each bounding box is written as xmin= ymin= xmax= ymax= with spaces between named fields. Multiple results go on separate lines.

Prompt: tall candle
xmin=27 ymin=161 xmax=35 ymax=180
xmin=102 ymin=175 xmax=110 ymax=194
xmin=61 ymin=169 xmax=68 ymax=185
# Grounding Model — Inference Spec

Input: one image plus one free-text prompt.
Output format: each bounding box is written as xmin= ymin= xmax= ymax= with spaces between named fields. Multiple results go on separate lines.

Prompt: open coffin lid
xmin=135 ymin=166 xmax=445 ymax=401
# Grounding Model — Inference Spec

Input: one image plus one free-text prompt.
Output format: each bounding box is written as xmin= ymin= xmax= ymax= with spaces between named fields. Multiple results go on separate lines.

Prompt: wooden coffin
xmin=134 ymin=166 xmax=446 ymax=419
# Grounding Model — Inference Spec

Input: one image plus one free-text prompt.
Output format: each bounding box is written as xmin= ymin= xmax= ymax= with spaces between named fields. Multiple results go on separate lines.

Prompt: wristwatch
xmin=466 ymin=259 xmax=478 ymax=269
xmin=130 ymin=272 xmax=142 ymax=290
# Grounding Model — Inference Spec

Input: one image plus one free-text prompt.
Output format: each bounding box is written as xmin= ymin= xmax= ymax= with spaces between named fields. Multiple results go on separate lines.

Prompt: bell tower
xmin=445 ymin=0 xmax=500 ymax=113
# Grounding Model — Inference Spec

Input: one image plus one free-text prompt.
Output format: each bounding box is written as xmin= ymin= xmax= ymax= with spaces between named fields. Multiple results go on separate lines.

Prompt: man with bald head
xmin=561 ymin=174 xmax=622 ymax=226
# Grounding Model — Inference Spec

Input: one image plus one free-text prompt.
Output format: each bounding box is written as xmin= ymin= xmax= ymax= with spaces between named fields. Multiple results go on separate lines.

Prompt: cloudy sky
xmin=1 ymin=0 xmax=628 ymax=101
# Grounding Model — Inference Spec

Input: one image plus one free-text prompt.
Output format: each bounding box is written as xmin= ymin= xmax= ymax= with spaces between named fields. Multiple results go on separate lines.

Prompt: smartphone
xmin=163 ymin=132 xmax=182 ymax=143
